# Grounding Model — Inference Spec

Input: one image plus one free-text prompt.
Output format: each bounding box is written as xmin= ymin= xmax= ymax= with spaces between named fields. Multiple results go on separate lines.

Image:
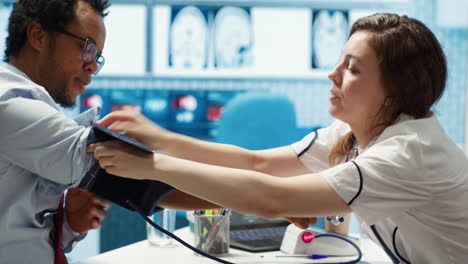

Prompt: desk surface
xmin=73 ymin=227 xmax=392 ymax=264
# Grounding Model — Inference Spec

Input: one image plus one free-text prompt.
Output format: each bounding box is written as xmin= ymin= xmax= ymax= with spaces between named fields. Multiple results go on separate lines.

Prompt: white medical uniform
xmin=292 ymin=113 xmax=468 ymax=263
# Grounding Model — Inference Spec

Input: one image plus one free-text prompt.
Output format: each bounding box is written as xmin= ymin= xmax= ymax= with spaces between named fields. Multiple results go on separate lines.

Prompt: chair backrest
xmin=216 ymin=92 xmax=298 ymax=150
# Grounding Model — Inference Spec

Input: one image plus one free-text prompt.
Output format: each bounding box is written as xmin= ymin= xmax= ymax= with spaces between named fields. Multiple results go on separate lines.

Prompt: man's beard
xmin=45 ymin=40 xmax=77 ymax=108
xmin=47 ymin=84 xmax=76 ymax=108
xmin=56 ymin=90 xmax=77 ymax=108
xmin=60 ymin=101 xmax=77 ymax=109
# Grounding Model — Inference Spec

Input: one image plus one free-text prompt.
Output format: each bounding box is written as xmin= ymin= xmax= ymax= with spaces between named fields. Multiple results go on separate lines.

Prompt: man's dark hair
xmin=3 ymin=0 xmax=110 ymax=62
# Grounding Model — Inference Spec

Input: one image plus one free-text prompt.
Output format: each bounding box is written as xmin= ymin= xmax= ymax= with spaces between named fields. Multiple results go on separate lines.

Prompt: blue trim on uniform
xmin=348 ymin=161 xmax=363 ymax=205
xmin=371 ymin=225 xmax=400 ymax=264
xmin=298 ymin=130 xmax=318 ymax=157
xmin=392 ymin=227 xmax=411 ymax=264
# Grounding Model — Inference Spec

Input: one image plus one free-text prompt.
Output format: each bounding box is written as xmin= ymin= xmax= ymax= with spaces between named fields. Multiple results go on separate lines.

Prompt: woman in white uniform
xmin=91 ymin=13 xmax=468 ymax=263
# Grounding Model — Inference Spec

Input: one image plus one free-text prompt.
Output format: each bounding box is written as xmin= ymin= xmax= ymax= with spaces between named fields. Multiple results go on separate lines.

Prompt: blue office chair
xmin=215 ymin=92 xmax=350 ymax=232
xmin=216 ymin=92 xmax=299 ymax=149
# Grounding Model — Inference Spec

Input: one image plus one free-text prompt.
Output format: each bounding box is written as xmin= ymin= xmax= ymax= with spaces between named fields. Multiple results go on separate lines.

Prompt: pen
xmin=276 ymin=254 xmax=328 ymax=259
xmin=311 ymin=254 xmax=328 ymax=259
xmin=276 ymin=253 xmax=357 ymax=259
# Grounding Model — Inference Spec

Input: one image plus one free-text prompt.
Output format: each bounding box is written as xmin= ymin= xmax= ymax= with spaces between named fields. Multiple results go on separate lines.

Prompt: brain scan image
xmin=213 ymin=7 xmax=253 ymax=69
xmin=169 ymin=6 xmax=208 ymax=69
xmin=312 ymin=10 xmax=349 ymax=69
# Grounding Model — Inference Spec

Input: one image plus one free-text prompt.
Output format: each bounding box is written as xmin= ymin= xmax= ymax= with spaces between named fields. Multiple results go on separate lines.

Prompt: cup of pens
xmin=194 ymin=209 xmax=231 ymax=256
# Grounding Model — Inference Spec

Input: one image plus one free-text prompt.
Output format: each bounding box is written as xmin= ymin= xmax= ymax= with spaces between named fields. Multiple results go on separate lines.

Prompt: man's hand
xmin=284 ymin=217 xmax=317 ymax=229
xmin=65 ymin=188 xmax=111 ymax=233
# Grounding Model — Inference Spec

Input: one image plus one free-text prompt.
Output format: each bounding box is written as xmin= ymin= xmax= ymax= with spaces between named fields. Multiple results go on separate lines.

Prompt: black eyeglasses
xmin=56 ymin=29 xmax=105 ymax=75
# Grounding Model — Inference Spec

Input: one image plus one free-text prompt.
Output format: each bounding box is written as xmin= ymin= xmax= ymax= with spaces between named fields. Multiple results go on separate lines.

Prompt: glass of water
xmin=147 ymin=209 xmax=177 ymax=247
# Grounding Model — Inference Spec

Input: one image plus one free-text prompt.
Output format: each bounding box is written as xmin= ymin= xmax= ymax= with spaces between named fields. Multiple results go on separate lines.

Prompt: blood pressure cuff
xmin=78 ymin=124 xmax=175 ymax=216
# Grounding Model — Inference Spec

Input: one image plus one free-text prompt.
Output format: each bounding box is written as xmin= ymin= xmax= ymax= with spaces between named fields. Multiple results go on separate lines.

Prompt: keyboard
xmin=230 ymin=226 xmax=287 ymax=252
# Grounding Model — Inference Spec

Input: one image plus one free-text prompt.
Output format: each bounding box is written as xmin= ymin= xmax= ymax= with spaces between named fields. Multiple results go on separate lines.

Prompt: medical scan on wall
xmin=169 ymin=6 xmax=208 ymax=69
xmin=312 ymin=9 xmax=349 ymax=69
xmin=213 ymin=6 xmax=254 ymax=69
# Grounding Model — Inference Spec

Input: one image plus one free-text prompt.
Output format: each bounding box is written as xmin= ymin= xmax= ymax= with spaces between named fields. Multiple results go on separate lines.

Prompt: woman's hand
xmin=284 ymin=217 xmax=317 ymax=229
xmin=97 ymin=107 xmax=170 ymax=151
xmin=88 ymin=140 xmax=158 ymax=180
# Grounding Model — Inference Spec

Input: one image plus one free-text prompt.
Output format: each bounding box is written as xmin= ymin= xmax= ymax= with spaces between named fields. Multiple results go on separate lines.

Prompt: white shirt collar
xmin=354 ymin=112 xmax=420 ymax=155
xmin=4 ymin=63 xmax=32 ymax=81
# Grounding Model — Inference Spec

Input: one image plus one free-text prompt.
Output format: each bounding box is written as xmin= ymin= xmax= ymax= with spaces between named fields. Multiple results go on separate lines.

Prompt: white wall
xmin=436 ymin=0 xmax=468 ymax=28
xmin=0 ymin=6 xmax=12 ymax=64
xmin=99 ymin=5 xmax=147 ymax=75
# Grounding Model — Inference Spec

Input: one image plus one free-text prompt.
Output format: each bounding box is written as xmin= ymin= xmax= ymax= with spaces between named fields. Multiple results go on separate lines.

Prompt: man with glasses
xmin=0 ymin=0 xmax=111 ymax=263
xmin=56 ymin=29 xmax=106 ymax=75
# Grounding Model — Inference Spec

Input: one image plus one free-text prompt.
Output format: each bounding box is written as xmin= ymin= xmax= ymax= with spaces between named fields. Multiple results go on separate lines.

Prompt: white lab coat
xmin=292 ymin=113 xmax=468 ymax=263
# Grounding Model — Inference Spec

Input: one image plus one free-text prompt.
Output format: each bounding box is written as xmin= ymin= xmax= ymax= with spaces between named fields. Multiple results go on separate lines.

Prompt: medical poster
xmin=164 ymin=5 xmax=254 ymax=71
xmin=311 ymin=9 xmax=349 ymax=70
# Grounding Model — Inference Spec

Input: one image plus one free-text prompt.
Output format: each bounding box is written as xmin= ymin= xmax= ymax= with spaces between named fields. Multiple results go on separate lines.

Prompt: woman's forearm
xmin=153 ymin=155 xmax=350 ymax=219
xmin=157 ymin=132 xmax=259 ymax=170
xmin=157 ymin=133 xmax=309 ymax=177
xmin=158 ymin=190 xmax=222 ymax=211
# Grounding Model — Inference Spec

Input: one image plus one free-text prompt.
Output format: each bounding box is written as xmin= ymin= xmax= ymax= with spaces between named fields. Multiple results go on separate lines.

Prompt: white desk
xmin=72 ymin=227 xmax=392 ymax=264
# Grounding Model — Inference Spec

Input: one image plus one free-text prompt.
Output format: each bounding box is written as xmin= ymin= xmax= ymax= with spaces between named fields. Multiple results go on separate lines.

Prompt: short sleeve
xmin=320 ymin=161 xmax=363 ymax=205
xmin=320 ymin=138 xmax=431 ymax=223
xmin=291 ymin=120 xmax=350 ymax=172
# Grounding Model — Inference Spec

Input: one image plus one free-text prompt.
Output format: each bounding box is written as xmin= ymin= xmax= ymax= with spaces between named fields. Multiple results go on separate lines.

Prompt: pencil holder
xmin=194 ymin=213 xmax=230 ymax=256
